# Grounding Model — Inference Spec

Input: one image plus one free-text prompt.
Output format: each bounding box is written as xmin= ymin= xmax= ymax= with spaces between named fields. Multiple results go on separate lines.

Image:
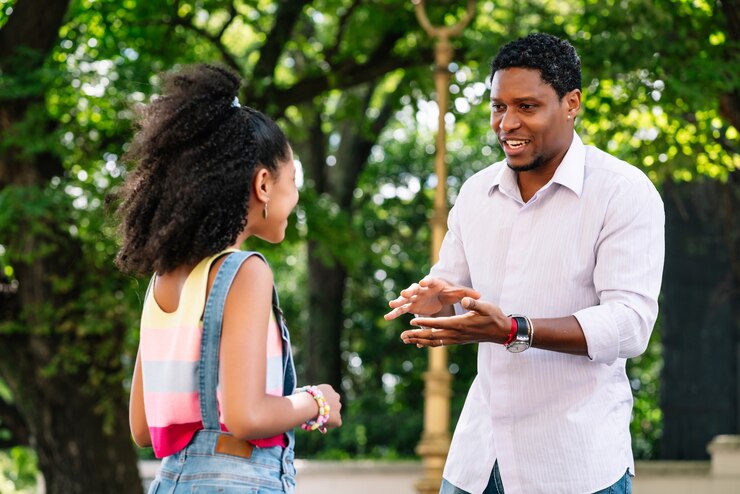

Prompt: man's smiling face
xmin=490 ymin=67 xmax=578 ymax=173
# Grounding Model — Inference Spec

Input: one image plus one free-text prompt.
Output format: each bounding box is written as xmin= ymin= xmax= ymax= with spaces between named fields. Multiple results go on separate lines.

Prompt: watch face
xmin=506 ymin=341 xmax=529 ymax=353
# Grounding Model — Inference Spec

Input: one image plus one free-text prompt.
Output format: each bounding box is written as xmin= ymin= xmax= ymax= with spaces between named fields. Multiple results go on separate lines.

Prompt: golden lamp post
xmin=411 ymin=1 xmax=475 ymax=493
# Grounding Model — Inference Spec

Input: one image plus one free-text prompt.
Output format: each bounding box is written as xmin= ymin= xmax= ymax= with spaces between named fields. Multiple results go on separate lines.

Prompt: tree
xmin=0 ymin=0 xmax=144 ymax=492
xmin=0 ymin=1 xmax=737 ymax=491
xmin=657 ymin=0 xmax=740 ymax=459
xmin=0 ymin=0 xmax=445 ymax=490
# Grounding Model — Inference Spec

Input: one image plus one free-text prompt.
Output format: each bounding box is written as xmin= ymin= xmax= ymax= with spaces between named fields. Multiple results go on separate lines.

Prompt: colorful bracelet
xmin=295 ymin=385 xmax=330 ymax=434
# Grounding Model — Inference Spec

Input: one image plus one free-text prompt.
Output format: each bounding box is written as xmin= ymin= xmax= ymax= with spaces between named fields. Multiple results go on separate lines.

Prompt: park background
xmin=0 ymin=0 xmax=737 ymax=492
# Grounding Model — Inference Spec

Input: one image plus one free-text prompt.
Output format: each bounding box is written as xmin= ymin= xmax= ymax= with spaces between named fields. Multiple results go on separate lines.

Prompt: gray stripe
xmin=142 ymin=360 xmax=198 ymax=393
xmin=266 ymin=356 xmax=283 ymax=392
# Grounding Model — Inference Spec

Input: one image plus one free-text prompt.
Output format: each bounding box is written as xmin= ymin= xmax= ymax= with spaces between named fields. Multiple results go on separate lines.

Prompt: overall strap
xmin=273 ymin=291 xmax=297 ymax=397
xmin=199 ymin=250 xmax=266 ymax=431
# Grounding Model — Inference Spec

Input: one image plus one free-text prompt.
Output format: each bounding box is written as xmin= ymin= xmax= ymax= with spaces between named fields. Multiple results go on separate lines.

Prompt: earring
xmin=263 ymin=202 xmax=268 ymax=219
xmin=567 ymin=115 xmax=572 ymax=120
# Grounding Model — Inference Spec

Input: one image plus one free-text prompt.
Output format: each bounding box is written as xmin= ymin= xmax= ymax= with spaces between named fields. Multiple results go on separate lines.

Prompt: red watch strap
xmin=504 ymin=317 xmax=517 ymax=345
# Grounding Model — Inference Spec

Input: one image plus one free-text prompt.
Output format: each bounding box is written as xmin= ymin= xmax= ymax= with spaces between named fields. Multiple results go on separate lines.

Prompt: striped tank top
xmin=139 ymin=250 xmax=287 ymax=458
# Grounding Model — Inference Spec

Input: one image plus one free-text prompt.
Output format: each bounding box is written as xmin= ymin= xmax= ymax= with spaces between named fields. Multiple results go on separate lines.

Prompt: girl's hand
xmin=316 ymin=384 xmax=342 ymax=429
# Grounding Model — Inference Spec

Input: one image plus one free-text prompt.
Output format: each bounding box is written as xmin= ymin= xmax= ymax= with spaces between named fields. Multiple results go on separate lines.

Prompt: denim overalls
xmin=148 ymin=251 xmax=297 ymax=493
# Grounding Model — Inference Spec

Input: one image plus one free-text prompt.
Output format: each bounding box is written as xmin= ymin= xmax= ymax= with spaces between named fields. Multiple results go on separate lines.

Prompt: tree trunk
xmin=305 ymin=242 xmax=347 ymax=389
xmin=0 ymin=1 xmax=144 ymax=490
xmin=660 ymin=177 xmax=740 ymax=459
xmin=299 ymin=86 xmax=395 ymax=390
xmin=0 ymin=184 xmax=144 ymax=492
xmin=0 ymin=335 xmax=142 ymax=494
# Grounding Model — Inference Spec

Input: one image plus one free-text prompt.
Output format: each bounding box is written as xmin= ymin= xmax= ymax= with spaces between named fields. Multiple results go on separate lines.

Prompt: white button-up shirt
xmin=431 ymin=133 xmax=665 ymax=494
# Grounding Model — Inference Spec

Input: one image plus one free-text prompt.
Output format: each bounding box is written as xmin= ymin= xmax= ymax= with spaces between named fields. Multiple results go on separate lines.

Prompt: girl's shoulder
xmin=209 ymin=250 xmax=274 ymax=298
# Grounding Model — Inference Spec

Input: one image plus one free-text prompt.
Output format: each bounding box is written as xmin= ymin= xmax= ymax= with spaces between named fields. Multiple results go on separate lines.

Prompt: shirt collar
xmin=489 ymin=131 xmax=585 ymax=199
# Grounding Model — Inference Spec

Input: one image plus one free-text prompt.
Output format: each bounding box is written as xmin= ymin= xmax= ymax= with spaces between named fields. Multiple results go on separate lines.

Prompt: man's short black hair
xmin=489 ymin=33 xmax=581 ymax=99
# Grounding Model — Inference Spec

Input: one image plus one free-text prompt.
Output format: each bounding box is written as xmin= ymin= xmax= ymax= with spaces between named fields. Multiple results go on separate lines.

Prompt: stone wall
xmin=133 ymin=435 xmax=740 ymax=494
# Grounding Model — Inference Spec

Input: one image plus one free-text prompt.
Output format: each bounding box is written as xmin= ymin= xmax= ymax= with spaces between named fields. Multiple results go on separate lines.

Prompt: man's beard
xmin=506 ymin=154 xmax=545 ymax=172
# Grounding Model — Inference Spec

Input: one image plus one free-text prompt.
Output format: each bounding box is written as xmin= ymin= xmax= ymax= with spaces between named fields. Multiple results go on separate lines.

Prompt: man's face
xmin=489 ymin=67 xmax=579 ymax=173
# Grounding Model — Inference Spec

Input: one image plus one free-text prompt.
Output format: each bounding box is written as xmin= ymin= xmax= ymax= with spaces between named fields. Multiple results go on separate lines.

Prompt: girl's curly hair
xmin=113 ymin=64 xmax=290 ymax=276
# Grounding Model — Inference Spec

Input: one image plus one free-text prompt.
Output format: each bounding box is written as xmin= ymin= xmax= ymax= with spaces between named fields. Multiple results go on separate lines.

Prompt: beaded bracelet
xmin=295 ymin=385 xmax=330 ymax=434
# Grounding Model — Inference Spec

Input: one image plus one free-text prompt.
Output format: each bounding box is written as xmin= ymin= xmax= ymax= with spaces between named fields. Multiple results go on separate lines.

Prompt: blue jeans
xmin=147 ymin=430 xmax=296 ymax=494
xmin=440 ymin=461 xmax=504 ymax=494
xmin=439 ymin=463 xmax=632 ymax=494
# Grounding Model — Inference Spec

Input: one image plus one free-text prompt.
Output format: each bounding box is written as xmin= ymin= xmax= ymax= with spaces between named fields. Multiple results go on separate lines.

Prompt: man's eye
xmin=491 ymin=104 xmax=505 ymax=112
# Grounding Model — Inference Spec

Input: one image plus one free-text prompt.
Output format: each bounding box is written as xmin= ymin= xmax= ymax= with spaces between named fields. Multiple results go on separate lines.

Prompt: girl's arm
xmin=129 ymin=348 xmax=152 ymax=447
xmin=216 ymin=256 xmax=328 ymax=440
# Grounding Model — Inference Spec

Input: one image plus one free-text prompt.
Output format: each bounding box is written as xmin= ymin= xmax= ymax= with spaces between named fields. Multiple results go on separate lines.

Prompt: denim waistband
xmin=183 ymin=431 xmax=293 ymax=465
xmin=160 ymin=430 xmax=296 ymax=494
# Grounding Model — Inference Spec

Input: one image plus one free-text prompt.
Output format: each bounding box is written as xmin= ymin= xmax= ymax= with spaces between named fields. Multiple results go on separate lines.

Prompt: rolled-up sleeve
xmin=574 ymin=178 xmax=665 ymax=364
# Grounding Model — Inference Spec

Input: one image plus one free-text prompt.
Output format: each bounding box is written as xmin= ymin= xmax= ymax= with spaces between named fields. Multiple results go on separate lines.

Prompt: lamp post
xmin=411 ymin=1 xmax=475 ymax=493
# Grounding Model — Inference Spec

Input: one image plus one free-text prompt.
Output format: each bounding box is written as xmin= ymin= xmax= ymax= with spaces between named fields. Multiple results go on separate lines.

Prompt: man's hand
xmin=384 ymin=277 xmax=481 ymax=320
xmin=401 ymin=297 xmax=509 ymax=347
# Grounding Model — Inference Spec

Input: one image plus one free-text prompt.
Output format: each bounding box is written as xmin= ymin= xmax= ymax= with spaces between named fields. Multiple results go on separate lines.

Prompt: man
xmin=385 ymin=33 xmax=664 ymax=494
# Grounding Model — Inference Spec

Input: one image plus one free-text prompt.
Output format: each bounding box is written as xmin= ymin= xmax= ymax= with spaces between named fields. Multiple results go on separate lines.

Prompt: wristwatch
xmin=505 ymin=315 xmax=532 ymax=353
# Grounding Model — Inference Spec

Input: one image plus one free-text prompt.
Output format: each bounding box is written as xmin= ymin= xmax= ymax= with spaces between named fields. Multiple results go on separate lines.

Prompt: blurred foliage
xmin=0 ymin=447 xmax=36 ymax=493
xmin=628 ymin=315 xmax=664 ymax=460
xmin=0 ymin=0 xmax=737 ymax=490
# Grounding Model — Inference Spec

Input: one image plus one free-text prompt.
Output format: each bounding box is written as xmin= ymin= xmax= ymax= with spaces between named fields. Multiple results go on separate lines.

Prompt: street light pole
xmin=411 ymin=2 xmax=475 ymax=493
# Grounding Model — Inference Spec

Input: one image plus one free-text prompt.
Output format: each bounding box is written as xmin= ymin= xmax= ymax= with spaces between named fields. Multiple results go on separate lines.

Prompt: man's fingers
xmin=384 ymin=303 xmax=410 ymax=320
xmin=401 ymin=327 xmax=439 ymax=340
xmin=418 ymin=276 xmax=435 ymax=288
xmin=401 ymin=334 xmax=449 ymax=347
xmin=401 ymin=333 xmax=433 ymax=345
xmin=463 ymin=288 xmax=482 ymax=299
xmin=411 ymin=316 xmax=452 ymax=329
xmin=462 ymin=297 xmax=499 ymax=315
xmin=401 ymin=328 xmax=428 ymax=340
xmin=399 ymin=283 xmax=421 ymax=298
xmin=412 ymin=313 xmax=481 ymax=331
xmin=438 ymin=286 xmax=480 ymax=306
xmin=447 ymin=287 xmax=481 ymax=300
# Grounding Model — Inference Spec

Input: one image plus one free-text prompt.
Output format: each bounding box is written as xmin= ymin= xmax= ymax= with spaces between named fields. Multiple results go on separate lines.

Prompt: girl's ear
xmin=252 ymin=168 xmax=272 ymax=203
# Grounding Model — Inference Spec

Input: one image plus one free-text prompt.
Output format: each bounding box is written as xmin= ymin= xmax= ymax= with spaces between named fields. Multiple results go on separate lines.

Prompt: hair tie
xmin=231 ymin=96 xmax=241 ymax=108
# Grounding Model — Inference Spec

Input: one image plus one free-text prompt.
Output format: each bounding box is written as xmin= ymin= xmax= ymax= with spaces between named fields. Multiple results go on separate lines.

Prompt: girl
xmin=115 ymin=64 xmax=342 ymax=493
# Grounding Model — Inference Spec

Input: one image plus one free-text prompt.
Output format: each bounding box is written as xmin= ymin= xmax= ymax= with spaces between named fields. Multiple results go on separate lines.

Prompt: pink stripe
xmin=140 ymin=324 xmax=202 ymax=362
xmin=220 ymin=422 xmax=287 ymax=449
xmin=144 ymin=391 xmax=200 ymax=427
xmin=251 ymin=435 xmax=288 ymax=448
xmin=266 ymin=316 xmax=282 ymax=357
xmin=150 ymin=422 xmax=201 ymax=458
xmin=150 ymin=422 xmax=287 ymax=458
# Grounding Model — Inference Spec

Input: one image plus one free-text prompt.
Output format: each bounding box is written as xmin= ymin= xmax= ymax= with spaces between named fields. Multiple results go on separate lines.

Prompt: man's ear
xmin=252 ymin=168 xmax=271 ymax=203
xmin=566 ymin=89 xmax=582 ymax=118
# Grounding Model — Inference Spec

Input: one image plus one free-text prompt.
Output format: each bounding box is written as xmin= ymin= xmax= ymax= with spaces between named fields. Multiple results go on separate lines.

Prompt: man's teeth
xmin=507 ymin=140 xmax=528 ymax=148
